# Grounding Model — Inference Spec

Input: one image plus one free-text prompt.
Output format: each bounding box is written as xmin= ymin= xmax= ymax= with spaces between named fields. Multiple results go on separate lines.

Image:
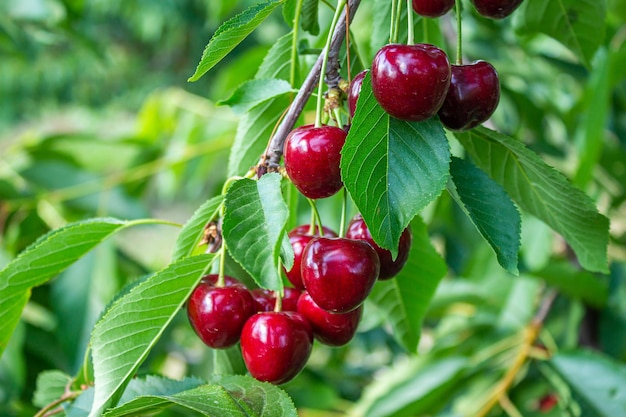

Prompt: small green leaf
xmin=0 ymin=218 xmax=159 ymax=356
xmin=223 ymin=174 xmax=290 ymax=291
xmin=455 ymin=127 xmax=609 ymax=274
xmin=517 ymin=0 xmax=606 ymax=68
xmin=368 ymin=216 xmax=447 ymax=352
xmin=448 ymin=156 xmax=521 ymax=275
xmin=218 ymin=79 xmax=296 ymax=114
xmin=171 ymin=195 xmax=224 ymax=261
xmin=33 ymin=370 xmax=72 ymax=408
xmin=89 ymin=254 xmax=216 ymax=417
xmin=301 ymin=0 xmax=320 ymax=35
xmin=341 ymin=74 xmax=450 ymax=257
xmin=188 ymin=0 xmax=284 ymax=82
xmin=551 ymin=350 xmax=626 ymax=417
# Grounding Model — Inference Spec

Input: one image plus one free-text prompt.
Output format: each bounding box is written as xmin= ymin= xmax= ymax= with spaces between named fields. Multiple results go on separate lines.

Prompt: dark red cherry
xmin=297 ymin=291 xmax=363 ymax=346
xmin=412 ymin=0 xmax=454 ymax=17
xmin=470 ymin=0 xmax=523 ymax=19
xmin=284 ymin=224 xmax=337 ymax=290
xmin=348 ymin=70 xmax=368 ymax=117
xmin=241 ymin=311 xmax=313 ymax=384
xmin=187 ymin=275 xmax=255 ymax=349
xmin=371 ymin=43 xmax=451 ymax=121
xmin=283 ymin=125 xmax=346 ymax=199
xmin=346 ymin=214 xmax=412 ymax=280
xmin=438 ymin=61 xmax=500 ymax=131
xmin=301 ymin=237 xmax=380 ymax=313
xmin=251 ymin=287 xmax=301 ymax=312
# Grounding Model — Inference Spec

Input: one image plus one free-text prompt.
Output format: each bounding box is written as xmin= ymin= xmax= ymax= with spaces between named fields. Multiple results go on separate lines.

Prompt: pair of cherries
xmin=412 ymin=0 xmax=523 ymax=19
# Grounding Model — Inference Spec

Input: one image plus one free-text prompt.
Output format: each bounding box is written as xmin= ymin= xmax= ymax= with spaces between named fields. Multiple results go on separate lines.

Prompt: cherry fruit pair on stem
xmin=412 ymin=0 xmax=523 ymax=19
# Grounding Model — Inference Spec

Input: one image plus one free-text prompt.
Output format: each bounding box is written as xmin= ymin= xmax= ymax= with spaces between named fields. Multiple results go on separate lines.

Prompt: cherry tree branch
xmin=262 ymin=0 xmax=361 ymax=170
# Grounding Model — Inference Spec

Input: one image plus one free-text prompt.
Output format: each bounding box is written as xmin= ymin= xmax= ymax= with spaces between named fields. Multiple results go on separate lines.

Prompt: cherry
xmin=438 ymin=61 xmax=500 ymax=131
xmin=301 ymin=237 xmax=380 ymax=313
xmin=241 ymin=311 xmax=313 ymax=384
xmin=187 ymin=275 xmax=255 ymax=349
xmin=297 ymin=291 xmax=363 ymax=346
xmin=412 ymin=0 xmax=454 ymax=17
xmin=469 ymin=0 xmax=523 ymax=19
xmin=371 ymin=43 xmax=451 ymax=121
xmin=348 ymin=70 xmax=368 ymax=117
xmin=251 ymin=287 xmax=301 ymax=312
xmin=283 ymin=125 xmax=346 ymax=199
xmin=285 ymin=224 xmax=338 ymax=290
xmin=346 ymin=214 xmax=412 ymax=280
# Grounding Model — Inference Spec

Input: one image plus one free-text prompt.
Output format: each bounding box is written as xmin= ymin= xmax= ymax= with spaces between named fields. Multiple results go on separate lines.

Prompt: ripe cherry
xmin=371 ymin=43 xmax=451 ymax=121
xmin=348 ymin=70 xmax=368 ymax=117
xmin=412 ymin=0 xmax=454 ymax=17
xmin=297 ymin=291 xmax=363 ymax=346
xmin=346 ymin=214 xmax=412 ymax=280
xmin=470 ymin=0 xmax=523 ymax=19
xmin=251 ymin=287 xmax=301 ymax=312
xmin=283 ymin=125 xmax=346 ymax=199
xmin=301 ymin=237 xmax=380 ymax=313
xmin=438 ymin=61 xmax=500 ymax=131
xmin=241 ymin=311 xmax=313 ymax=384
xmin=187 ymin=275 xmax=255 ymax=349
xmin=284 ymin=224 xmax=338 ymax=290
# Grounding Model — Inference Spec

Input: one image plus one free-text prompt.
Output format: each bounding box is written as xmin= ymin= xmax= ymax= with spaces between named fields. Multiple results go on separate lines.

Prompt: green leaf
xmin=282 ymin=0 xmax=296 ymax=26
xmin=188 ymin=0 xmax=284 ymax=82
xmin=227 ymin=33 xmax=294 ymax=177
xmin=0 ymin=218 xmax=156 ymax=356
xmin=518 ymin=0 xmax=606 ymax=68
xmin=301 ymin=0 xmax=320 ymax=35
xmin=368 ymin=216 xmax=447 ymax=352
xmin=218 ymin=79 xmax=296 ymax=114
xmin=341 ymin=74 xmax=450 ymax=257
xmin=532 ymin=261 xmax=608 ymax=308
xmin=33 ymin=370 xmax=72 ymax=408
xmin=551 ymin=350 xmax=626 ymax=416
xmin=455 ymin=127 xmax=609 ymax=274
xmin=448 ymin=156 xmax=521 ymax=275
xmin=171 ymin=195 xmax=224 ymax=261
xmin=88 ymin=254 xmax=216 ymax=417
xmin=223 ymin=174 xmax=290 ymax=291
xmin=214 ymin=375 xmax=298 ymax=416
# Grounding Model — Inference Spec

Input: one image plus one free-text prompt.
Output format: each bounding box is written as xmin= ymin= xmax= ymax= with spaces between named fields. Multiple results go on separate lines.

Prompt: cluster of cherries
xmin=187 ymin=217 xmax=411 ymax=384
xmin=187 ymin=0 xmax=521 ymax=385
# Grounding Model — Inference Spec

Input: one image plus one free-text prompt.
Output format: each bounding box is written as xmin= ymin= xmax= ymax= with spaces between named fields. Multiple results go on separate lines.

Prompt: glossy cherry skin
xmin=348 ymin=70 xmax=368 ymax=117
xmin=412 ymin=0 xmax=454 ymax=17
xmin=371 ymin=43 xmax=451 ymax=121
xmin=283 ymin=125 xmax=346 ymax=199
xmin=187 ymin=275 xmax=256 ymax=349
xmin=346 ymin=214 xmax=412 ymax=280
xmin=241 ymin=311 xmax=313 ymax=384
xmin=438 ymin=61 xmax=500 ymax=131
xmin=251 ymin=287 xmax=301 ymax=312
xmin=301 ymin=237 xmax=380 ymax=313
xmin=284 ymin=224 xmax=338 ymax=290
xmin=470 ymin=0 xmax=523 ymax=19
xmin=297 ymin=291 xmax=363 ymax=346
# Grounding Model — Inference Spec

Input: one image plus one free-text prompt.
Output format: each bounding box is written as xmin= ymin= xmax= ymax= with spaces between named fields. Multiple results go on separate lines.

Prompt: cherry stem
xmin=339 ymin=187 xmax=348 ymax=237
xmin=406 ymin=0 xmax=414 ymax=45
xmin=290 ymin=0 xmax=305 ymax=87
xmin=393 ymin=0 xmax=403 ymax=42
xmin=307 ymin=198 xmax=324 ymax=236
xmin=315 ymin=0 xmax=347 ymax=128
xmin=390 ymin=0 xmax=397 ymax=43
xmin=263 ymin=0 xmax=361 ymax=169
xmin=273 ymin=289 xmax=283 ymax=312
xmin=216 ymin=241 xmax=227 ymax=287
xmin=455 ymin=0 xmax=463 ymax=65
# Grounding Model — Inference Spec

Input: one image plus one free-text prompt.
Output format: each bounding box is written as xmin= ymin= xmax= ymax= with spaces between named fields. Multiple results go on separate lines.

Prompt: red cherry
xmin=241 ymin=311 xmax=313 ymax=384
xmin=470 ymin=0 xmax=523 ymax=19
xmin=301 ymin=237 xmax=380 ymax=313
xmin=371 ymin=43 xmax=451 ymax=121
xmin=284 ymin=224 xmax=338 ymax=289
xmin=348 ymin=70 xmax=368 ymax=117
xmin=297 ymin=292 xmax=363 ymax=346
xmin=251 ymin=287 xmax=301 ymax=312
xmin=438 ymin=61 xmax=500 ymax=131
xmin=538 ymin=393 xmax=558 ymax=412
xmin=283 ymin=125 xmax=346 ymax=199
xmin=187 ymin=275 xmax=255 ymax=349
xmin=346 ymin=214 xmax=412 ymax=280
xmin=412 ymin=0 xmax=454 ymax=17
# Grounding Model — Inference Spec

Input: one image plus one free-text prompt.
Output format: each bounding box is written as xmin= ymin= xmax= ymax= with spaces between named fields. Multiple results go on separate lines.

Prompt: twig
xmin=262 ymin=0 xmax=362 ymax=170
